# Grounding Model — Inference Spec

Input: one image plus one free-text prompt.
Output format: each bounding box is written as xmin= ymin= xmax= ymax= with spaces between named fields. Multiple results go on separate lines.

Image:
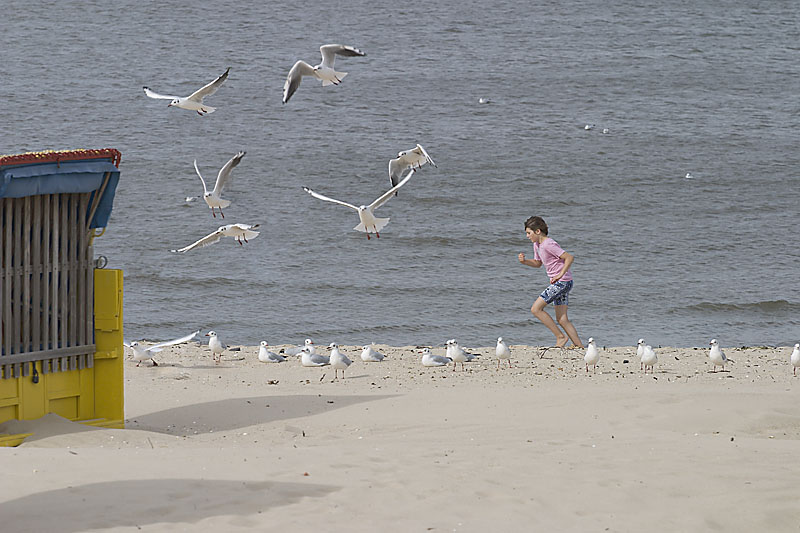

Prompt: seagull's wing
xmin=170 ymin=229 xmax=226 ymax=253
xmin=302 ymin=186 xmax=359 ymax=211
xmin=213 ymin=151 xmax=246 ymax=195
xmin=186 ymin=67 xmax=230 ymax=102
xmin=149 ymin=330 xmax=200 ymax=351
xmin=415 ymin=144 xmax=437 ymax=167
xmin=388 ymin=157 xmax=409 ymax=189
xmin=193 ymin=160 xmax=209 ymax=194
xmin=319 ymin=44 xmax=366 ymax=69
xmin=370 ymin=168 xmax=415 ymax=210
xmin=283 ymin=60 xmax=315 ymax=104
xmin=143 ymin=87 xmax=178 ymax=100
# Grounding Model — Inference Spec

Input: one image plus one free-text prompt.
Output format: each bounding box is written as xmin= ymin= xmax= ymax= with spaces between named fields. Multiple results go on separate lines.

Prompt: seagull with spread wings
xmin=143 ymin=67 xmax=230 ymax=115
xmin=302 ymin=168 xmax=414 ymax=239
xmin=388 ymin=144 xmax=436 ymax=193
xmin=170 ymin=223 xmax=260 ymax=253
xmin=283 ymin=44 xmax=366 ymax=104
xmin=124 ymin=330 xmax=199 ymax=367
xmin=193 ymin=151 xmax=246 ymax=218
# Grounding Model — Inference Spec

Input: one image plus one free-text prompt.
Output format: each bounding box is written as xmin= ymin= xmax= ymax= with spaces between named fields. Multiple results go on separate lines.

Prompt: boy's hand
xmin=550 ymin=275 xmax=562 ymax=284
xmin=518 ymin=253 xmax=526 ymax=263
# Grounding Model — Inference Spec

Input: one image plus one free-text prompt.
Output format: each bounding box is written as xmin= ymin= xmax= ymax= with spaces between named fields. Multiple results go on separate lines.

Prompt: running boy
xmin=518 ymin=216 xmax=583 ymax=348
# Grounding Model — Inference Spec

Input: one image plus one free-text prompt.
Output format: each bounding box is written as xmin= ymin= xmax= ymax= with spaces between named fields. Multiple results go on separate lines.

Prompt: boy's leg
xmin=531 ymin=297 xmax=569 ymax=347
xmin=554 ymin=305 xmax=583 ymax=348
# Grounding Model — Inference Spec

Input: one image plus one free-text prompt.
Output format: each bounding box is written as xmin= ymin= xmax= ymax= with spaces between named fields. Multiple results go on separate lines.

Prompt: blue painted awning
xmin=0 ymin=158 xmax=120 ymax=229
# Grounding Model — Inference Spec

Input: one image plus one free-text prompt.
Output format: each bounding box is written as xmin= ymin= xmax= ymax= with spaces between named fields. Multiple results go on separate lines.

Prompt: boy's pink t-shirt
xmin=533 ymin=238 xmax=573 ymax=282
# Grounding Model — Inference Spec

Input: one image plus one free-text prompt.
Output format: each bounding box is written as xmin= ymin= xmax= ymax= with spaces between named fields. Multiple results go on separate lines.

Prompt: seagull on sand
xmin=388 ymin=144 xmax=436 ymax=192
xmin=791 ymin=344 xmax=800 ymax=376
xmin=360 ymin=344 xmax=385 ymax=362
xmin=193 ymin=151 xmax=246 ymax=218
xmin=329 ymin=343 xmax=352 ymax=379
xmin=446 ymin=340 xmax=471 ymax=371
xmin=282 ymin=44 xmax=366 ymax=104
xmin=637 ymin=338 xmax=646 ymax=370
xmin=642 ymin=345 xmax=658 ymax=374
xmin=708 ymin=339 xmax=729 ymax=372
xmin=447 ymin=340 xmax=477 ymax=362
xmin=170 ymin=223 xmax=260 ymax=253
xmin=301 ymin=347 xmax=330 ymax=367
xmin=285 ymin=339 xmax=316 ymax=356
xmin=143 ymin=67 xmax=230 ymax=115
xmin=496 ymin=337 xmax=511 ymax=369
xmin=124 ymin=330 xmax=199 ymax=367
xmin=205 ymin=331 xmax=227 ymax=364
xmin=421 ymin=348 xmax=451 ymax=367
xmin=258 ymin=341 xmax=285 ymax=363
xmin=302 ymin=168 xmax=415 ymax=239
xmin=584 ymin=338 xmax=599 ymax=373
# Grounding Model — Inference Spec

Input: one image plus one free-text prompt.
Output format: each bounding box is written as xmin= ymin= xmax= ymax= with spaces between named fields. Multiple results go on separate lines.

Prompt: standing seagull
xmin=302 ymin=168 xmax=415 ymax=239
xmin=329 ymin=343 xmax=352 ymax=379
xmin=143 ymin=67 xmax=230 ymax=115
xmin=283 ymin=44 xmax=366 ymax=104
xmin=496 ymin=337 xmax=511 ymax=369
xmin=708 ymin=339 xmax=729 ymax=372
xmin=206 ymin=331 xmax=227 ymax=364
xmin=637 ymin=338 xmax=646 ymax=370
xmin=258 ymin=341 xmax=285 ymax=363
xmin=194 ymin=151 xmax=246 ymax=218
xmin=124 ymin=330 xmax=199 ymax=367
xmin=584 ymin=338 xmax=599 ymax=373
xmin=388 ymin=144 xmax=436 ymax=192
xmin=791 ymin=343 xmax=800 ymax=376
xmin=170 ymin=223 xmax=260 ymax=253
xmin=360 ymin=344 xmax=385 ymax=362
xmin=641 ymin=345 xmax=658 ymax=374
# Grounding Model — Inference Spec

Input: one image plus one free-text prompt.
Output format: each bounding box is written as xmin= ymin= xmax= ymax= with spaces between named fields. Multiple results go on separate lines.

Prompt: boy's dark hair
xmin=524 ymin=216 xmax=548 ymax=235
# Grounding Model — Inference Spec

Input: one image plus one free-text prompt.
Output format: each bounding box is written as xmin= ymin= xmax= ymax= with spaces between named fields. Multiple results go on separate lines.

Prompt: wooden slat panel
xmin=0 ymin=198 xmax=6 ymax=354
xmin=32 ymin=195 xmax=42 ymax=353
xmin=13 ymin=199 xmax=22 ymax=355
xmin=60 ymin=196 xmax=68 ymax=349
xmin=22 ymin=196 xmax=32 ymax=353
xmin=51 ymin=195 xmax=59 ymax=349
xmin=42 ymin=194 xmax=51 ymax=352
xmin=78 ymin=194 xmax=88 ymax=346
xmin=69 ymin=195 xmax=78 ymax=347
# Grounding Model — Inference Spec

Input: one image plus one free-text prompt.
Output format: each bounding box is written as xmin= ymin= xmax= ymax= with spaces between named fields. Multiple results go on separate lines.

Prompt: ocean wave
xmin=673 ymin=300 xmax=800 ymax=314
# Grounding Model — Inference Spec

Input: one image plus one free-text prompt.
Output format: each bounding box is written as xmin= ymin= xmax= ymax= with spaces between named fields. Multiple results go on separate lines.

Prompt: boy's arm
xmin=518 ymin=252 xmax=542 ymax=268
xmin=550 ymin=251 xmax=574 ymax=282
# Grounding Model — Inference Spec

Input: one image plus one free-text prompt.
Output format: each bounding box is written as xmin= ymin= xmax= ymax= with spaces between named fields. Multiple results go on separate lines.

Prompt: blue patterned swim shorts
xmin=539 ymin=280 xmax=573 ymax=306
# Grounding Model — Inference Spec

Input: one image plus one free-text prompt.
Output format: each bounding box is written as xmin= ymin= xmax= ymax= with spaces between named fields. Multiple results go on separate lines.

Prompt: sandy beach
xmin=2 ymin=341 xmax=800 ymax=532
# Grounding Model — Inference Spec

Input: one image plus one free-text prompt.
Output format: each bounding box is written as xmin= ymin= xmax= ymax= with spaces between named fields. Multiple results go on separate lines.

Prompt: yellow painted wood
xmin=0 ymin=269 xmax=125 ymax=445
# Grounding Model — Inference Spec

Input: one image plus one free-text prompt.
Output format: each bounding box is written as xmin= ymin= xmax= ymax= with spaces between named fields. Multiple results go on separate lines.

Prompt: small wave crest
xmin=674 ymin=300 xmax=800 ymax=314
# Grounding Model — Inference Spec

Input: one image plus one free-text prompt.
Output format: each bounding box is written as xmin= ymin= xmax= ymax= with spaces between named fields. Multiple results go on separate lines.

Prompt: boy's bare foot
xmin=554 ymin=335 xmax=569 ymax=348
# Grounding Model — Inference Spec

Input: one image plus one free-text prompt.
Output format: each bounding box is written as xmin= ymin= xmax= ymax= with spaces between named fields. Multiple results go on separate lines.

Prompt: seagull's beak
xmin=205 ymin=333 xmax=210 ymax=337
xmin=167 ymin=102 xmax=173 ymax=107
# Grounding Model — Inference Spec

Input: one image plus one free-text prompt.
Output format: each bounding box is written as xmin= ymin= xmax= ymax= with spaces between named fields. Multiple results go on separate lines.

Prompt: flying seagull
xmin=194 ymin=151 xmax=246 ymax=218
xmin=302 ymin=168 xmax=414 ymax=239
xmin=170 ymin=223 xmax=260 ymax=253
xmin=143 ymin=67 xmax=230 ymax=115
xmin=388 ymin=144 xmax=436 ymax=192
xmin=124 ymin=330 xmax=199 ymax=367
xmin=283 ymin=44 xmax=366 ymax=104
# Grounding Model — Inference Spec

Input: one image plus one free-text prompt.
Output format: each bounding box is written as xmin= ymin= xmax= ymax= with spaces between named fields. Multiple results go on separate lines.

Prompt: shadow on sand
xmin=0 ymin=478 xmax=337 ymax=532
xmin=127 ymin=394 xmax=396 ymax=435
